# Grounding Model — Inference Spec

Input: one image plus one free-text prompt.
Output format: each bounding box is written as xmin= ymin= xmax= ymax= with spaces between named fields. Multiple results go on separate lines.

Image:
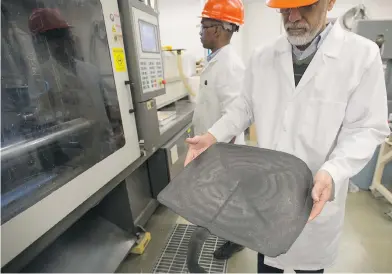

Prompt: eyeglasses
xmin=200 ymin=24 xmax=222 ymax=33
xmin=277 ymin=1 xmax=319 ymax=15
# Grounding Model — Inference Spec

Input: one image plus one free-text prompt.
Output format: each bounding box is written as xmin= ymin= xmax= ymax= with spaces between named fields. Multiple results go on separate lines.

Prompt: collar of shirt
xmin=292 ymin=23 xmax=333 ymax=61
xmin=207 ymin=48 xmax=222 ymax=62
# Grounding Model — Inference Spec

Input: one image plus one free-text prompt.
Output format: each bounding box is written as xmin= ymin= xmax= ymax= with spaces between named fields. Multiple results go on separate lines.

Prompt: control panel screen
xmin=139 ymin=20 xmax=159 ymax=53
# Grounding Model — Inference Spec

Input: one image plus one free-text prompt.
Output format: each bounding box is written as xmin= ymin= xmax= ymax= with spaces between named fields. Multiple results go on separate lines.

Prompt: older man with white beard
xmin=184 ymin=0 xmax=390 ymax=273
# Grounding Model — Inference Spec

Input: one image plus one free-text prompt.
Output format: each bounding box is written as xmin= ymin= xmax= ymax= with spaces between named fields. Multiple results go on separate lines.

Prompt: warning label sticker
xmin=147 ymin=100 xmax=153 ymax=110
xmin=112 ymin=48 xmax=127 ymax=72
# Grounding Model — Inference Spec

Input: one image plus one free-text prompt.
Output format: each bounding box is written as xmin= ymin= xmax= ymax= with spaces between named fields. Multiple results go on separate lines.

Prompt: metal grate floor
xmin=152 ymin=224 xmax=227 ymax=273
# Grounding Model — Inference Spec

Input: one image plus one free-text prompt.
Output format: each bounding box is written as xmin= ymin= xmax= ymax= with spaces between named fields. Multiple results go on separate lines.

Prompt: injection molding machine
xmin=1 ymin=0 xmax=194 ymax=272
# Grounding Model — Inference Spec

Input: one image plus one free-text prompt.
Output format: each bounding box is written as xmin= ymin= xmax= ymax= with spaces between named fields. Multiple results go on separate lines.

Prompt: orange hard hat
xmin=29 ymin=8 xmax=71 ymax=35
xmin=266 ymin=0 xmax=318 ymax=8
xmin=201 ymin=0 xmax=244 ymax=26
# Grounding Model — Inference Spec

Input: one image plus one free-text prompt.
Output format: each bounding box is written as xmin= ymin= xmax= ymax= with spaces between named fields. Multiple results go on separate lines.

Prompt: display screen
xmin=139 ymin=20 xmax=159 ymax=53
xmin=1 ymin=0 xmax=126 ymax=223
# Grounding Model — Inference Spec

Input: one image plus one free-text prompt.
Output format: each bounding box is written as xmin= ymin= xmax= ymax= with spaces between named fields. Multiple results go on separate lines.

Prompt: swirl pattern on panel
xmin=158 ymin=143 xmax=314 ymax=257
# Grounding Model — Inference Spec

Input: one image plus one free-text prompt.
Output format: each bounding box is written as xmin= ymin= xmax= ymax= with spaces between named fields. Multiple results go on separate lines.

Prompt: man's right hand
xmin=184 ymin=133 xmax=217 ymax=166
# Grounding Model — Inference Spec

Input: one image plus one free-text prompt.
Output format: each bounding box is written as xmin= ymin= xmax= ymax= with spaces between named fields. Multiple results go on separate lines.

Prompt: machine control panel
xmin=119 ymin=5 xmax=166 ymax=102
xmin=139 ymin=58 xmax=165 ymax=93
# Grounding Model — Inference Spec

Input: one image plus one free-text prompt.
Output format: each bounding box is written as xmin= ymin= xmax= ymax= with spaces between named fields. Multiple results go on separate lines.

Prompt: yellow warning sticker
xmin=112 ymin=48 xmax=127 ymax=72
xmin=112 ymin=25 xmax=116 ymax=33
xmin=147 ymin=101 xmax=153 ymax=110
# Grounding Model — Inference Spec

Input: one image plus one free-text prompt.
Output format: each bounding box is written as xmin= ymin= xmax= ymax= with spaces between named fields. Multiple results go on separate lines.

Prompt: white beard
xmin=285 ymin=21 xmax=324 ymax=46
xmin=286 ymin=32 xmax=315 ymax=46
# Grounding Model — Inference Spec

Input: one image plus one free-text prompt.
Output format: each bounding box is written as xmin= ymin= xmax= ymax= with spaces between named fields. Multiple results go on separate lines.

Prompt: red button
xmin=161 ymin=79 xmax=167 ymax=85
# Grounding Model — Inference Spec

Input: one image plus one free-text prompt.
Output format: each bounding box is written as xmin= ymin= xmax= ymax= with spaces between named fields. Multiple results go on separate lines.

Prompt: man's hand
xmin=308 ymin=170 xmax=334 ymax=222
xmin=184 ymin=133 xmax=217 ymax=166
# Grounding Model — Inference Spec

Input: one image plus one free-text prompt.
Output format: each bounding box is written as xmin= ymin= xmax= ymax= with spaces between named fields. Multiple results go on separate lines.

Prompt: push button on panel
xmin=159 ymin=78 xmax=166 ymax=85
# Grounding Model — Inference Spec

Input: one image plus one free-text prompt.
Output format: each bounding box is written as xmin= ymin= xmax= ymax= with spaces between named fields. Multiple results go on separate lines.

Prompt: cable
xmin=175 ymin=50 xmax=197 ymax=97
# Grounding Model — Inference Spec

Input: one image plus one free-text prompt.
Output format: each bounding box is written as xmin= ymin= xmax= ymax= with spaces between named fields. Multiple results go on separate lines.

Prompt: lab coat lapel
xmin=199 ymin=48 xmax=224 ymax=95
xmin=294 ymin=23 xmax=345 ymax=96
xmin=201 ymin=57 xmax=218 ymax=74
xmin=201 ymin=45 xmax=228 ymax=74
xmin=294 ymin=50 xmax=325 ymax=95
xmin=276 ymin=37 xmax=296 ymax=93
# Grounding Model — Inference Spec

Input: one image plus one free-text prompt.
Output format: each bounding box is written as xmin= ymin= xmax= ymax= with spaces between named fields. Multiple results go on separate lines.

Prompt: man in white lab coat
xmin=191 ymin=0 xmax=246 ymax=260
xmin=185 ymin=0 xmax=390 ymax=272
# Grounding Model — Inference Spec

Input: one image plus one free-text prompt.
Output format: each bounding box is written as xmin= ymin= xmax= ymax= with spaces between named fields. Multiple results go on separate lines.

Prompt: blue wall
xmin=351 ymin=145 xmax=392 ymax=189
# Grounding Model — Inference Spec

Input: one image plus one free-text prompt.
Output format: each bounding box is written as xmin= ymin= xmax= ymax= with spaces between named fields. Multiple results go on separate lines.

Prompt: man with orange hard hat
xmin=186 ymin=0 xmax=390 ymax=273
xmin=191 ymin=0 xmax=246 ymax=261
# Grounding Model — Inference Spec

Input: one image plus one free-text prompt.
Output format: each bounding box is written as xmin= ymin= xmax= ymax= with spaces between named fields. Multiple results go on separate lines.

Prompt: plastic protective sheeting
xmin=338 ymin=4 xmax=369 ymax=31
xmin=158 ymin=143 xmax=314 ymax=257
xmin=1 ymin=0 xmax=126 ymax=223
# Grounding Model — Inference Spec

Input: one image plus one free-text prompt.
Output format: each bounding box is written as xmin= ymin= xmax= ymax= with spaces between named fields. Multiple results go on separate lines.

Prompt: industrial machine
xmin=120 ymin=0 xmax=165 ymax=102
xmin=119 ymin=0 xmax=164 ymax=153
xmin=353 ymin=19 xmax=392 ymax=217
xmin=115 ymin=0 xmax=194 ymax=229
xmin=353 ymin=19 xmax=392 ymax=113
xmin=1 ymin=0 xmax=194 ymax=271
xmin=1 ymin=0 xmax=141 ymax=268
xmin=119 ymin=0 xmax=194 ymax=154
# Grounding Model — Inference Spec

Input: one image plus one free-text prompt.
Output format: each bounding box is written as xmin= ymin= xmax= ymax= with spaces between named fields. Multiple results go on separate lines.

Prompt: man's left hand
xmin=308 ymin=170 xmax=333 ymax=222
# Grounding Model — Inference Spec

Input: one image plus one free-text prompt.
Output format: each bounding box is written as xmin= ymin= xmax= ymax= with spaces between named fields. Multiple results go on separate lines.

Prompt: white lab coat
xmin=192 ymin=45 xmax=246 ymax=145
xmin=209 ymin=23 xmax=390 ymax=270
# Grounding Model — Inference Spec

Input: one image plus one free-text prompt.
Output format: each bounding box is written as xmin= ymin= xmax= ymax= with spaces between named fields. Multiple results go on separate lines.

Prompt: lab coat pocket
xmin=300 ymin=99 xmax=346 ymax=161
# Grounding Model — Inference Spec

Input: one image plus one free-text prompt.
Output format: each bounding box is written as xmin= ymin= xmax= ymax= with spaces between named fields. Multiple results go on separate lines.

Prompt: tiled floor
xmin=117 ymin=191 xmax=392 ymax=273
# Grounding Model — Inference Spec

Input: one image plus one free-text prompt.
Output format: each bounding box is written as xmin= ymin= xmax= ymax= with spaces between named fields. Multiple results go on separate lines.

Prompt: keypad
xmin=139 ymin=59 xmax=164 ymax=93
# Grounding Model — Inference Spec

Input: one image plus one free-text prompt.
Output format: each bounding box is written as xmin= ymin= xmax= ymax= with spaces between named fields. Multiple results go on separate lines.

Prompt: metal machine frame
xmin=371 ymin=138 xmax=392 ymax=205
xmin=1 ymin=0 xmax=141 ymax=267
xmin=119 ymin=0 xmax=167 ymax=153
xmin=354 ymin=20 xmax=392 ymax=217
xmin=354 ymin=20 xmax=392 ymax=104
xmin=118 ymin=0 xmax=194 ymax=156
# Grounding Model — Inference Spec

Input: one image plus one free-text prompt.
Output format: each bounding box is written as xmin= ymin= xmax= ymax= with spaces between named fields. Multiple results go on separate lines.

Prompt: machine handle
xmin=125 ymin=80 xmax=136 ymax=114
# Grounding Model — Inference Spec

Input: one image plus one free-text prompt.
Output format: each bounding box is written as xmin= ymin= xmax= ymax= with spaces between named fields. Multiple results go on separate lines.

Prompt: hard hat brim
xmin=199 ymin=15 xmax=243 ymax=26
xmin=266 ymin=0 xmax=319 ymax=9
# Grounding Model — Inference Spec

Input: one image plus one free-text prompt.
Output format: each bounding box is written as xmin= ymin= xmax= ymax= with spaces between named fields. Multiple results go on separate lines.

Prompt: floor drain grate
xmin=152 ymin=224 xmax=227 ymax=273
